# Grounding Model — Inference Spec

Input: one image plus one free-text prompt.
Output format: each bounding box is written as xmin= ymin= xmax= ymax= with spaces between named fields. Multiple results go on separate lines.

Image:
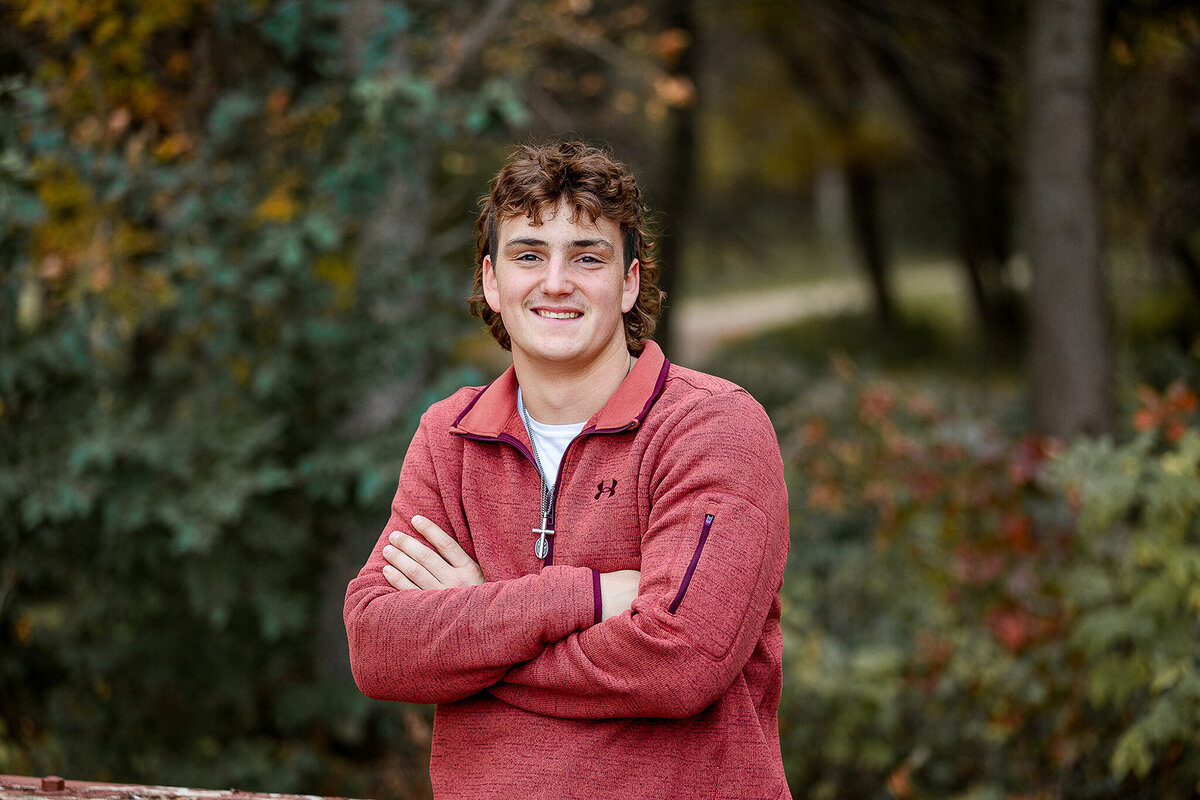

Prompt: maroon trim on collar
xmin=450 ymin=386 xmax=486 ymax=430
xmin=638 ymin=354 xmax=671 ymax=424
xmin=450 ymin=366 xmax=520 ymax=438
xmin=588 ymin=340 xmax=670 ymax=431
xmin=450 ymin=341 xmax=670 ymax=439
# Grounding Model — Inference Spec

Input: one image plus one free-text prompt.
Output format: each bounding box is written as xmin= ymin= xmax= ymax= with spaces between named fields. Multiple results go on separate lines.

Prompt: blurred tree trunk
xmin=825 ymin=35 xmax=896 ymax=330
xmin=314 ymin=0 xmax=432 ymax=686
xmin=655 ymin=0 xmax=698 ymax=359
xmin=958 ymin=0 xmax=1020 ymax=353
xmin=1025 ymin=0 xmax=1111 ymax=437
xmin=321 ymin=0 xmax=519 ymax=683
xmin=1173 ymin=240 xmax=1200 ymax=307
xmin=855 ymin=1 xmax=1021 ymax=353
xmin=843 ymin=135 xmax=894 ymax=328
xmin=763 ymin=10 xmax=897 ymax=328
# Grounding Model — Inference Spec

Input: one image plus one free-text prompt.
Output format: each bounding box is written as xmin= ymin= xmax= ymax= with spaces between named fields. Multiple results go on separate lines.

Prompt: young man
xmin=344 ymin=141 xmax=791 ymax=799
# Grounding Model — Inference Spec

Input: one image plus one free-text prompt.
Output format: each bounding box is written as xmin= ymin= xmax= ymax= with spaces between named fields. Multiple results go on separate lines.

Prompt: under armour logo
xmin=594 ymin=479 xmax=618 ymax=499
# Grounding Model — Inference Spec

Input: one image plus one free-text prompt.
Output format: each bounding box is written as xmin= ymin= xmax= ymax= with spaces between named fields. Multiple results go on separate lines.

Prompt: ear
xmin=621 ymin=258 xmax=640 ymax=313
xmin=482 ymin=255 xmax=501 ymax=313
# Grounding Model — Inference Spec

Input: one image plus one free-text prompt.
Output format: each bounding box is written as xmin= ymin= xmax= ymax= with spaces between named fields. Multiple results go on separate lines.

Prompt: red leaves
xmin=858 ymin=383 xmax=897 ymax=423
xmin=986 ymin=605 xmax=1054 ymax=654
xmin=1001 ymin=512 xmax=1037 ymax=553
xmin=798 ymin=377 xmax=1072 ymax=657
xmin=1007 ymin=434 xmax=1061 ymax=487
xmin=787 ymin=369 xmax=1200 ymax=793
xmin=1133 ymin=381 xmax=1198 ymax=443
xmin=955 ymin=542 xmax=1006 ymax=584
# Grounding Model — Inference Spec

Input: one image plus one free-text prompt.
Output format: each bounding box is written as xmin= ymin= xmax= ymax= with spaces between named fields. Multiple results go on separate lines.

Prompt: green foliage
xmin=0 ymin=0 xmax=514 ymax=795
xmin=1052 ymin=420 xmax=1200 ymax=785
xmin=766 ymin=360 xmax=1200 ymax=799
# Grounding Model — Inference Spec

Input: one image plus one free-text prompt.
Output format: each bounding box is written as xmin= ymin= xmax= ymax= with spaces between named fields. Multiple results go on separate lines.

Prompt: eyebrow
xmin=503 ymin=237 xmax=615 ymax=254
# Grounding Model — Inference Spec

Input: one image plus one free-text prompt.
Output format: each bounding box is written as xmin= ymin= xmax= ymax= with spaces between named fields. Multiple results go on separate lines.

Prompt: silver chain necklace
xmin=519 ymin=353 xmax=632 ymax=560
xmin=520 ymin=397 xmax=555 ymax=559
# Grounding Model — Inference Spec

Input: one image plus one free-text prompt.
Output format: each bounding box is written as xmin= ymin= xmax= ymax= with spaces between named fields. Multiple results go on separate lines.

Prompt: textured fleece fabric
xmin=344 ymin=341 xmax=792 ymax=799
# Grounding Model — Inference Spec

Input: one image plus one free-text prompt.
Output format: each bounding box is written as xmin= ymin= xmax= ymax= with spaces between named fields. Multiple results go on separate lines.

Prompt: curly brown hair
xmin=468 ymin=140 xmax=663 ymax=353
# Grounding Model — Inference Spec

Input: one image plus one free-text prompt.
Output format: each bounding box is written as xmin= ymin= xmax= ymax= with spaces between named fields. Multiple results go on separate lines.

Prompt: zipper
xmin=458 ymin=430 xmax=557 ymax=559
xmin=458 ymin=420 xmax=639 ymax=566
xmin=541 ymin=431 xmax=581 ymax=566
xmin=668 ymin=510 xmax=716 ymax=614
xmin=540 ymin=422 xmax=638 ymax=566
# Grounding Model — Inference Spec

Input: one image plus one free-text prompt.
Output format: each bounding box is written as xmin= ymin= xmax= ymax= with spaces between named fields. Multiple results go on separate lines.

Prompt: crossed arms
xmin=381 ymin=514 xmax=640 ymax=621
xmin=343 ymin=391 xmax=789 ymax=719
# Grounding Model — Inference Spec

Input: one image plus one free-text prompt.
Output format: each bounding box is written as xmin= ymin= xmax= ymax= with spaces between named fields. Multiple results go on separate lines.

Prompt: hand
xmin=599 ymin=569 xmax=641 ymax=621
xmin=382 ymin=515 xmax=485 ymax=591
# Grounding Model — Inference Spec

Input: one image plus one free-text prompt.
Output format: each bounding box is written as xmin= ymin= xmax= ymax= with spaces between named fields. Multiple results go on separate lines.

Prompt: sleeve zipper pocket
xmin=667 ymin=511 xmax=715 ymax=614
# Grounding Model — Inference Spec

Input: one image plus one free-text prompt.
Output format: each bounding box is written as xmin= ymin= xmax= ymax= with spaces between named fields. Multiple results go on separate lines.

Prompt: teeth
xmin=536 ymin=310 xmax=581 ymax=319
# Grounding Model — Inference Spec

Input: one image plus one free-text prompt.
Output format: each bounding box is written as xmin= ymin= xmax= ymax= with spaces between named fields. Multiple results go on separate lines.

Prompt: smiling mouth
xmin=534 ymin=310 xmax=582 ymax=319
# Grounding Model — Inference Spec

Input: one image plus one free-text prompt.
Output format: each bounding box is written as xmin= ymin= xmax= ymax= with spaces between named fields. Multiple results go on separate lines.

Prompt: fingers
xmin=411 ymin=515 xmax=473 ymax=568
xmin=383 ymin=534 xmax=444 ymax=590
xmin=382 ymin=563 xmax=418 ymax=591
xmin=381 ymin=519 xmax=485 ymax=591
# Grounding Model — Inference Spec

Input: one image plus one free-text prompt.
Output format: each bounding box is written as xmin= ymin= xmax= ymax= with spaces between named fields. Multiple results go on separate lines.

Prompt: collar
xmin=450 ymin=340 xmax=670 ymax=439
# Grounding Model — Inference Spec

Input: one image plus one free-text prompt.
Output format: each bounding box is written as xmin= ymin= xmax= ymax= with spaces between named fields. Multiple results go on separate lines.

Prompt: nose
xmin=541 ymin=252 xmax=572 ymax=296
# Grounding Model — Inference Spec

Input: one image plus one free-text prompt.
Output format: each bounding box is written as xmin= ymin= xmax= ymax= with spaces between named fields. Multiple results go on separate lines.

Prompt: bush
xmin=0 ymin=2 xmax=513 ymax=795
xmin=776 ymin=366 xmax=1200 ymax=799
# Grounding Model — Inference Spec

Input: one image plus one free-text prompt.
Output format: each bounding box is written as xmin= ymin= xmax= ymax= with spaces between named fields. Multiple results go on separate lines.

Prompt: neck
xmin=514 ymin=343 xmax=633 ymax=424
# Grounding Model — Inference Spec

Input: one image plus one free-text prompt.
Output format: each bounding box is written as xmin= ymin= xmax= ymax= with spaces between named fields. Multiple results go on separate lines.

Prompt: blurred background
xmin=2 ymin=0 xmax=1199 ymax=798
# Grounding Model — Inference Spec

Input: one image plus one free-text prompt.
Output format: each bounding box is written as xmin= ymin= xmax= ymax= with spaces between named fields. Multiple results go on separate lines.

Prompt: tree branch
xmin=434 ymin=0 xmax=521 ymax=89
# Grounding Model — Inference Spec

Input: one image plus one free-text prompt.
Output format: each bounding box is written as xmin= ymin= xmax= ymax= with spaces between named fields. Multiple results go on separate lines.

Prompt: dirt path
xmin=671 ymin=263 xmax=964 ymax=365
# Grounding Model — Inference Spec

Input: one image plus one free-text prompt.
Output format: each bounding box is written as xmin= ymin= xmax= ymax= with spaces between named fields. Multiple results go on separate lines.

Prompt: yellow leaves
xmin=13 ymin=0 xmax=211 ymax=131
xmin=92 ymin=12 xmax=123 ymax=46
xmin=14 ymin=0 xmax=209 ymax=44
xmin=228 ymin=355 xmax=251 ymax=387
xmin=299 ymin=102 xmax=343 ymax=153
xmin=14 ymin=0 xmax=111 ymax=41
xmin=153 ymin=132 xmax=195 ymax=161
xmin=111 ymin=220 xmax=160 ymax=261
xmin=33 ymin=161 xmax=100 ymax=286
xmin=314 ymin=254 xmax=357 ymax=311
xmin=254 ymin=178 xmax=300 ymax=223
xmin=24 ymin=157 xmax=168 ymax=338
xmin=36 ymin=161 xmax=93 ymax=211
xmin=1160 ymin=452 xmax=1190 ymax=475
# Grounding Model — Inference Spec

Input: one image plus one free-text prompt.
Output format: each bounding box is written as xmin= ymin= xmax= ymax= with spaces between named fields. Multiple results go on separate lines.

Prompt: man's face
xmin=482 ymin=198 xmax=639 ymax=373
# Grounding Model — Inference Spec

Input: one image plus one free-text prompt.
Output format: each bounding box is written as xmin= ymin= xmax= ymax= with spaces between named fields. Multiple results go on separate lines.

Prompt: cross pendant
xmin=533 ymin=520 xmax=554 ymax=560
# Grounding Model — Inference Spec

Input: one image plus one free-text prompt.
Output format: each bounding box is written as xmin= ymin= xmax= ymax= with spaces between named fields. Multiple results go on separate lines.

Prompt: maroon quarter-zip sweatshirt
xmin=345 ymin=341 xmax=792 ymax=799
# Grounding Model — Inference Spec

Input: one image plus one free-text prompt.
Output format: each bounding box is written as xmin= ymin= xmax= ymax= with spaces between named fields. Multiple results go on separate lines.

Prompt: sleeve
xmin=343 ymin=410 xmax=599 ymax=705
xmin=486 ymin=391 xmax=790 ymax=719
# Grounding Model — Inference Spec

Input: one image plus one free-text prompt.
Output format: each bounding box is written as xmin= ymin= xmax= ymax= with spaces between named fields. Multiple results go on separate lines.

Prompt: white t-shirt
xmin=517 ymin=388 xmax=585 ymax=491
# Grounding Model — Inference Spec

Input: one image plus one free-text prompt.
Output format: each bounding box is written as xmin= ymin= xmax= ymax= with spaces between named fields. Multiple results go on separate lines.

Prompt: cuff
xmin=592 ymin=568 xmax=602 ymax=624
xmin=538 ymin=564 xmax=600 ymax=639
